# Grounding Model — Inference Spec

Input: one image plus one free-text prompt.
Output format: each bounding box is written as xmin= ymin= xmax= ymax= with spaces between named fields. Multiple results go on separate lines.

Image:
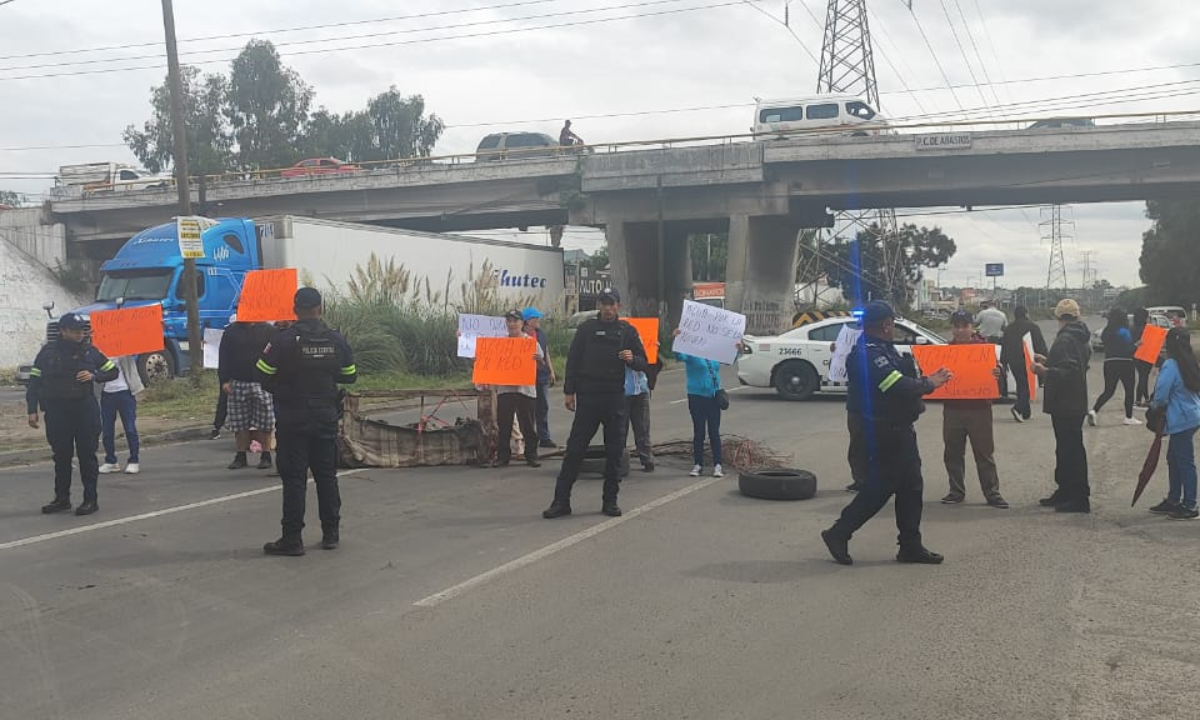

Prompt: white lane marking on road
xmin=413 ymin=475 xmax=724 ymax=608
xmin=727 ymin=386 xmax=747 ymax=392
xmin=670 ymin=398 xmax=688 ymax=405
xmin=0 ymin=470 xmax=366 ymax=552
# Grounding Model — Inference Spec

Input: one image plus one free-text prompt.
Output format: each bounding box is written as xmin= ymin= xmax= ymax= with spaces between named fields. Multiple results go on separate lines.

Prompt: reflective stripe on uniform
xmin=29 ymin=367 xmax=42 ymax=377
xmin=878 ymin=370 xmax=903 ymax=392
xmin=256 ymin=359 xmax=277 ymax=375
xmin=100 ymin=360 xmax=115 ymax=371
xmin=340 ymin=364 xmax=356 ymax=375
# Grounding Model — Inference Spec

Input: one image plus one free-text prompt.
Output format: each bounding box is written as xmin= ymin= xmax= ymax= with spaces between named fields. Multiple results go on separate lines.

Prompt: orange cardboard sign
xmin=912 ymin=344 xmax=1000 ymax=400
xmin=237 ymin=269 xmax=298 ymax=323
xmin=88 ymin=304 xmax=165 ymax=358
xmin=626 ymin=317 xmax=659 ymax=365
xmin=1023 ymin=342 xmax=1037 ymax=402
xmin=1135 ymin=325 xmax=1167 ymax=364
xmin=473 ymin=337 xmax=537 ymax=386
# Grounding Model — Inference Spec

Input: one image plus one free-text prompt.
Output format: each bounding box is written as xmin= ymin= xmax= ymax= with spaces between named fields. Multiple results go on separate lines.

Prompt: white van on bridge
xmin=752 ymin=94 xmax=888 ymax=139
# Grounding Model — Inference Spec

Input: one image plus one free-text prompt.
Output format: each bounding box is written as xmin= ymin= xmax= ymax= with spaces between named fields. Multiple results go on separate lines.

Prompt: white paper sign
xmin=177 ymin=215 xmax=217 ymax=260
xmin=202 ymin=327 xmax=223 ymax=369
xmin=671 ymin=299 xmax=747 ymax=365
xmin=456 ymin=314 xmax=509 ymax=358
xmin=828 ymin=325 xmax=862 ymax=383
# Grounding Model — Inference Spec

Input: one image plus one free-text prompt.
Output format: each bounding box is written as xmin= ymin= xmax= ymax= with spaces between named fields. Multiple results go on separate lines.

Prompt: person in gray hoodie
xmin=1031 ymin=299 xmax=1093 ymax=513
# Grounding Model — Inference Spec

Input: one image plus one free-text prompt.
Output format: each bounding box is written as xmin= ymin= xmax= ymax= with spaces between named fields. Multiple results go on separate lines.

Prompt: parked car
xmin=280 ymin=157 xmax=360 ymax=178
xmin=475 ymin=132 xmax=562 ymax=161
xmin=1027 ymin=117 xmax=1095 ymax=130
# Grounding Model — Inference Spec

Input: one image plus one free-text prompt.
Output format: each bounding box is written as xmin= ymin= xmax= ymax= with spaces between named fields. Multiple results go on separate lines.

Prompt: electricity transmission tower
xmin=1041 ymin=205 xmax=1071 ymax=291
xmin=797 ymin=0 xmax=902 ymax=306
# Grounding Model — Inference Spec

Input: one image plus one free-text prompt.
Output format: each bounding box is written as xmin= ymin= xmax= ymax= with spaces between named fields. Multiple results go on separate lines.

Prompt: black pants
xmin=554 ymin=393 xmax=627 ymax=504
xmin=277 ymin=423 xmax=340 ymax=538
xmin=1008 ymin=359 xmax=1032 ymax=420
xmin=44 ymin=398 xmax=101 ymax=504
xmin=535 ymin=382 xmax=552 ymax=442
xmin=1051 ymin=414 xmax=1089 ymax=501
xmin=829 ymin=424 xmax=924 ymax=549
xmin=846 ymin=411 xmax=869 ymax=484
xmin=213 ymin=387 xmax=228 ymax=430
xmin=1094 ymin=359 xmax=1135 ymax=418
xmin=1135 ymin=359 xmax=1153 ymax=404
xmin=496 ymin=392 xmax=538 ymax=464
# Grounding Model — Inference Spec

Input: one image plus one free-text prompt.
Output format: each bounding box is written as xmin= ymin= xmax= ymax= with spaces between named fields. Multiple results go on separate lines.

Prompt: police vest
xmin=277 ymin=325 xmax=341 ymax=408
xmin=39 ymin=342 xmax=91 ymax=402
xmin=579 ymin=321 xmax=628 ymax=383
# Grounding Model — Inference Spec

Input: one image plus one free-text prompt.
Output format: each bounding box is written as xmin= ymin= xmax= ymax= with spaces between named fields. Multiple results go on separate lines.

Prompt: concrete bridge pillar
xmin=725 ymin=215 xmax=800 ymax=336
xmin=605 ymin=221 xmax=691 ymax=326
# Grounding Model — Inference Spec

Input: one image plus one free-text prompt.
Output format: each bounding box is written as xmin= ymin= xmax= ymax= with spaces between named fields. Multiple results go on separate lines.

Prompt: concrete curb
xmin=0 ymin=424 xmax=213 ymax=469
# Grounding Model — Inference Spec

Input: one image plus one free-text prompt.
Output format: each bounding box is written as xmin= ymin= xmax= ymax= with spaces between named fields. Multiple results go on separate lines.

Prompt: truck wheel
xmin=739 ymin=469 xmax=818 ymax=500
xmin=137 ymin=350 xmax=175 ymax=386
xmin=774 ymin=361 xmax=819 ymax=401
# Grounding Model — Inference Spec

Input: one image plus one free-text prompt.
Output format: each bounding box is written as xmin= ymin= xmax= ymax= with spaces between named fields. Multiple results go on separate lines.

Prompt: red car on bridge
xmin=280 ymin=157 xmax=361 ymax=178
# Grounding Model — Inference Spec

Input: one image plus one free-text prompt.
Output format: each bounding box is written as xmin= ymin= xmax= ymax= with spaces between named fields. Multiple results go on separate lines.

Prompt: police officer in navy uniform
xmin=254 ymin=288 xmax=357 ymax=556
xmin=821 ymin=301 xmax=952 ymax=566
xmin=26 ymin=312 xmax=119 ymax=516
xmin=543 ymin=287 xmax=649 ymax=519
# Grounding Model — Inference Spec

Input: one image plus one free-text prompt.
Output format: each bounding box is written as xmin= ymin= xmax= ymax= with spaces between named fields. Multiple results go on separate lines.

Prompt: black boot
xmin=228 ymin=452 xmax=248 ymax=470
xmin=821 ymin=529 xmax=853 ymax=565
xmin=896 ymin=546 xmax=945 ymax=564
xmin=41 ymin=498 xmax=72 ymax=514
xmin=1039 ymin=490 xmax=1065 ymax=507
xmin=1055 ymin=497 xmax=1091 ymax=514
xmin=264 ymin=536 xmax=305 ymax=556
xmin=257 ymin=452 xmax=273 ymax=470
xmin=321 ymin=525 xmax=339 ymax=550
xmin=74 ymin=501 xmax=99 ymax=516
xmin=542 ymin=501 xmax=572 ymax=519
xmin=601 ymin=500 xmax=622 ymax=517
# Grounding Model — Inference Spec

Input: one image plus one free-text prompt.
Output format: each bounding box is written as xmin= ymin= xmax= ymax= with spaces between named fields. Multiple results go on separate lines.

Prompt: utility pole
xmin=1041 ymin=204 xmax=1071 ymax=291
xmin=1080 ymin=250 xmax=1093 ymax=293
xmin=816 ymin=0 xmax=902 ymax=305
xmin=161 ymin=0 xmax=202 ymax=380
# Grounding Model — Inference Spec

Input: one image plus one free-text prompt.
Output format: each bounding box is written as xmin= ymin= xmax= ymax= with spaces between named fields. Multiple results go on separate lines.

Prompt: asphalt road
xmin=4 ymin=324 xmax=1198 ymax=720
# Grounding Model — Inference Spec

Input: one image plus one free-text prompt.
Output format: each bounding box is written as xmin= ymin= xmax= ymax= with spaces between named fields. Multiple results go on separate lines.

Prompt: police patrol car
xmin=736 ymin=314 xmax=946 ymax=401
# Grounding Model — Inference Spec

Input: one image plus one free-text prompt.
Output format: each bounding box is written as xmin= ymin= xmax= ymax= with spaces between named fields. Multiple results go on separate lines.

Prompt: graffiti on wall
xmin=743 ymin=298 xmax=785 ymax=335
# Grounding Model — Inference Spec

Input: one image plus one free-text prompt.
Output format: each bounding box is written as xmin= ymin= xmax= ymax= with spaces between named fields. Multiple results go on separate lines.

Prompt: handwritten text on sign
xmin=457 ymin=314 xmax=509 ymax=358
xmin=671 ymin=300 xmax=747 ymax=365
xmin=1135 ymin=325 xmax=1168 ymax=364
xmin=911 ymin=344 xmax=1000 ymax=400
xmin=472 ymin=337 xmax=537 ymax=386
xmin=237 ymin=269 xmax=298 ymax=323
xmin=626 ymin=317 xmax=660 ymax=365
xmin=88 ymin=304 xmax=165 ymax=358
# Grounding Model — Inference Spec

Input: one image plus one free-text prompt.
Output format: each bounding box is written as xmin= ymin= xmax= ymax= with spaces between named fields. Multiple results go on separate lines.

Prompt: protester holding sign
xmin=1032 ymin=299 xmax=1093 ymax=514
xmin=1146 ymin=328 xmax=1200 ymax=520
xmin=219 ymin=314 xmax=277 ymax=471
xmin=484 ymin=310 xmax=543 ymax=468
xmin=25 ymin=312 xmax=119 ymax=516
xmin=1001 ymin=306 xmax=1047 ymax=423
xmin=938 ymin=311 xmax=1008 ymax=509
xmin=98 ymin=356 xmax=144 ymax=476
xmin=623 ymin=365 xmax=655 ymax=473
xmin=543 ymin=287 xmax=648 ymax=520
xmin=1132 ymin=308 xmax=1155 ymax=408
xmin=671 ymin=327 xmax=734 ymax=479
xmin=522 ymin=307 xmax=557 ymax=449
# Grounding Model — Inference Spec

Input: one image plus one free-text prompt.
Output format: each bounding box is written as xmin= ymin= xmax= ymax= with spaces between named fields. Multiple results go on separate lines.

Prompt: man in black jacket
xmin=543 ymin=288 xmax=649 ymax=519
xmin=1031 ymin=298 xmax=1092 ymax=513
xmin=1000 ymin=305 xmax=1048 ymax=423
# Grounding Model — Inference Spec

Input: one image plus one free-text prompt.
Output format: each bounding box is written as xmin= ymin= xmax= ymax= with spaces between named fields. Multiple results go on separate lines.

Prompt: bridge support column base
xmin=605 ymin=221 xmax=691 ymax=329
xmin=725 ymin=215 xmax=801 ymax=336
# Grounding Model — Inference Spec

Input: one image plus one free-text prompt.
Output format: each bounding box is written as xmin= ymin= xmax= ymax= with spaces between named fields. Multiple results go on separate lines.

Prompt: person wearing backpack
xmin=1146 ymin=327 xmax=1200 ymax=520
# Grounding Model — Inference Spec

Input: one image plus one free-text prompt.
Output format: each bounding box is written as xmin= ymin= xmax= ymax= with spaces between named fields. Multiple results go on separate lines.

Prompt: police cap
xmin=294 ymin=287 xmax=323 ymax=310
xmin=860 ymin=301 xmax=895 ymax=327
xmin=58 ymin=312 xmax=87 ymax=330
xmin=599 ymin=287 xmax=620 ymax=303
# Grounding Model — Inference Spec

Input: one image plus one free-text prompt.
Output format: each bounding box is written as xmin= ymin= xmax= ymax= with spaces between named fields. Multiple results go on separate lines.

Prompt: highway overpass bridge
xmin=43 ymin=120 xmax=1200 ymax=333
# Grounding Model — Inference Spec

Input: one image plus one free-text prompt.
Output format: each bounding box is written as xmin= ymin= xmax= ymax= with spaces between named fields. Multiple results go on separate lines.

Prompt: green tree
xmin=689 ymin=233 xmax=727 ymax=281
xmin=1138 ymin=200 xmax=1200 ymax=306
xmin=303 ymin=88 xmax=444 ymax=162
xmin=0 ymin=190 xmax=26 ymax=207
xmin=822 ymin=223 xmax=957 ymax=307
xmin=226 ymin=40 xmax=313 ymax=171
xmin=123 ymin=66 xmax=233 ymax=175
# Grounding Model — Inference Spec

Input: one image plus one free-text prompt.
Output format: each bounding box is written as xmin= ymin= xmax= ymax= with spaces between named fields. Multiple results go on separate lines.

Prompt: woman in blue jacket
xmin=672 ymin=328 xmax=727 ymax=478
xmin=1148 ymin=327 xmax=1200 ymax=520
xmin=1090 ymin=307 xmax=1139 ymax=426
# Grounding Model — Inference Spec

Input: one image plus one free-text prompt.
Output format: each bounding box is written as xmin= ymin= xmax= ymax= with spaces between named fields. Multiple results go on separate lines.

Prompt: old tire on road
xmin=738 ymin=468 xmax=818 ymax=501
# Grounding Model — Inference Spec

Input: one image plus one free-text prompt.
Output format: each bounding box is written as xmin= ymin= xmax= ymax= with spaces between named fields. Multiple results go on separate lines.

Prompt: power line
xmin=0 ymin=1 xmax=742 ymax=82
xmin=0 ymin=0 xmax=700 ymax=73
xmin=906 ymin=2 xmax=966 ymax=112
xmin=738 ymin=0 xmax=818 ymax=63
xmin=937 ymin=0 xmax=989 ymax=111
xmin=967 ymin=0 xmax=1013 ymax=106
xmin=951 ymin=0 xmax=1001 ymax=108
xmin=863 ymin=6 xmax=929 ymax=115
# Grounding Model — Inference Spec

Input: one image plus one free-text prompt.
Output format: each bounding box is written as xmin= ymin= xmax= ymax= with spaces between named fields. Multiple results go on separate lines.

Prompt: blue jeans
xmin=101 ymin=390 xmax=139 ymax=464
xmin=687 ymin=394 xmax=722 ymax=467
xmin=535 ymin=382 xmax=552 ymax=442
xmin=1167 ymin=426 xmax=1198 ymax=507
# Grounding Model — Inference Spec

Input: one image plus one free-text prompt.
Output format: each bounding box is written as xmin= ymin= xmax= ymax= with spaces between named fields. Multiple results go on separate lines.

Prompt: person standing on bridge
xmin=542 ymin=288 xmax=648 ymax=520
xmin=1032 ymin=299 xmax=1093 ymax=514
xmin=25 ymin=312 xmax=119 ymax=516
xmin=821 ymin=301 xmax=952 ymax=566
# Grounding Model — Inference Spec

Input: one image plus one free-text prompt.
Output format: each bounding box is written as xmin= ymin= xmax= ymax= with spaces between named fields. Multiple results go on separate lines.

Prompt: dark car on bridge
xmin=475 ymin=132 xmax=562 ymax=162
xmin=280 ymin=157 xmax=361 ymax=178
xmin=1027 ymin=117 xmax=1095 ymax=130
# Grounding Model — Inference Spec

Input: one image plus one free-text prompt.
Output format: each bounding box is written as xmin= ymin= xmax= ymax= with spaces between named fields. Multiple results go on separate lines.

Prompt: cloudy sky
xmin=1 ymin=0 xmax=1195 ymax=287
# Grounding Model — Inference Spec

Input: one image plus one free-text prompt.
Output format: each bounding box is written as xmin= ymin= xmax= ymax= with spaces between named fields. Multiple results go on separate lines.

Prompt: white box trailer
xmin=255 ymin=216 xmax=565 ymax=310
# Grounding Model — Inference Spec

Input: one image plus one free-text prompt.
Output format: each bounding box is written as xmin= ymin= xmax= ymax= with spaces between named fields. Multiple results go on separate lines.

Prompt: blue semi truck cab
xmin=18 ymin=217 xmax=262 ymax=385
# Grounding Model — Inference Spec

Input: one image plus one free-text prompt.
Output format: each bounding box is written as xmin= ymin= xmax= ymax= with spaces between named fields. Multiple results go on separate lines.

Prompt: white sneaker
xmin=1123 ymin=416 xmax=1143 ymax=426
xmin=1087 ymin=410 xmax=1097 ymax=427
xmin=124 ymin=463 xmax=140 ymax=474
xmin=98 ymin=463 xmax=120 ymax=474
xmin=713 ymin=464 xmax=724 ymax=478
xmin=689 ymin=465 xmax=702 ymax=477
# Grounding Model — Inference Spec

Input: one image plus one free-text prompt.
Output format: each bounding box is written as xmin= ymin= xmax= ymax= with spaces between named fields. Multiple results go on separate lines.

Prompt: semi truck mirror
xmin=42 ymin=301 xmax=54 ymax=317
